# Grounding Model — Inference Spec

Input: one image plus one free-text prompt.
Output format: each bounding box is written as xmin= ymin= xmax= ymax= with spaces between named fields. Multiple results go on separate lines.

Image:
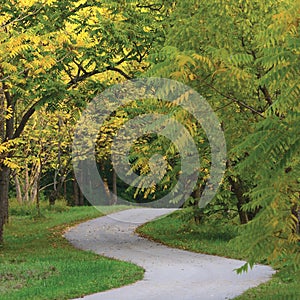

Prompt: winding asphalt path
xmin=65 ymin=208 xmax=275 ymax=300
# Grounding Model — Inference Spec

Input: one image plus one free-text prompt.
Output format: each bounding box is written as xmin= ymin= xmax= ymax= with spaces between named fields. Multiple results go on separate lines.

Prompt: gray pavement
xmin=64 ymin=208 xmax=275 ymax=300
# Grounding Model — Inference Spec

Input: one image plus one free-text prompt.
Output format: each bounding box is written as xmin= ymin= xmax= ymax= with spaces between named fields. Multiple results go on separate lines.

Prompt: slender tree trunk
xmin=50 ymin=125 xmax=62 ymax=205
xmin=63 ymin=180 xmax=67 ymax=201
xmin=0 ymin=191 xmax=3 ymax=244
xmin=78 ymin=162 xmax=84 ymax=206
xmin=24 ymin=164 xmax=29 ymax=202
xmin=36 ymin=161 xmax=41 ymax=217
xmin=73 ymin=178 xmax=79 ymax=206
xmin=111 ymin=169 xmax=117 ymax=205
xmin=79 ymin=188 xmax=84 ymax=206
xmin=14 ymin=174 xmax=22 ymax=204
xmin=30 ymin=161 xmax=41 ymax=204
xmin=49 ymin=158 xmax=71 ymax=205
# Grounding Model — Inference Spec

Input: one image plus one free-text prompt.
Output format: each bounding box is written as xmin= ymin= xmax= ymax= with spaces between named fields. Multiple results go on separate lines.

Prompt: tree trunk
xmin=73 ymin=178 xmax=79 ymax=206
xmin=14 ymin=174 xmax=22 ymax=204
xmin=228 ymin=176 xmax=249 ymax=224
xmin=36 ymin=161 xmax=41 ymax=217
xmin=0 ymin=92 xmax=4 ymax=142
xmin=111 ymin=169 xmax=117 ymax=205
xmin=99 ymin=163 xmax=111 ymax=204
xmin=63 ymin=180 xmax=67 ymax=201
xmin=30 ymin=161 xmax=41 ymax=204
xmin=24 ymin=164 xmax=29 ymax=202
xmin=0 ymin=164 xmax=10 ymax=243
xmin=191 ymin=183 xmax=205 ymax=224
xmin=79 ymin=188 xmax=84 ymax=206
xmin=49 ymin=158 xmax=71 ymax=205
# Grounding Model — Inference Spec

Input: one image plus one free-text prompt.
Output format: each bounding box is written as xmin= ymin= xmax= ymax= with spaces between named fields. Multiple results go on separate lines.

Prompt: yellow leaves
xmin=170 ymin=53 xmax=198 ymax=80
xmin=0 ymin=140 xmax=20 ymax=170
xmin=18 ymin=0 xmax=55 ymax=7
xmin=9 ymin=44 xmax=30 ymax=58
xmin=188 ymin=73 xmax=197 ymax=81
xmin=176 ymin=54 xmax=196 ymax=68
xmin=59 ymin=22 xmax=95 ymax=54
xmin=75 ymin=35 xmax=89 ymax=48
xmin=0 ymin=143 xmax=9 ymax=155
xmin=171 ymin=70 xmax=187 ymax=80
xmin=0 ymin=62 xmax=17 ymax=73
xmin=0 ymin=14 xmax=10 ymax=26
xmin=0 ymin=7 xmax=63 ymax=78
xmin=3 ymin=158 xmax=19 ymax=170
xmin=143 ymin=185 xmax=156 ymax=199
xmin=272 ymin=2 xmax=300 ymax=30
xmin=38 ymin=55 xmax=56 ymax=69
xmin=19 ymin=0 xmax=39 ymax=7
xmin=56 ymin=32 xmax=71 ymax=45
xmin=5 ymin=106 xmax=13 ymax=120
xmin=29 ymin=34 xmax=42 ymax=44
xmin=22 ymin=54 xmax=57 ymax=75
xmin=192 ymin=53 xmax=213 ymax=69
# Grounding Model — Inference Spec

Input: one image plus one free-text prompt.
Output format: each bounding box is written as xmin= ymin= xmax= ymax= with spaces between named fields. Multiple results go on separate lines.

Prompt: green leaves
xmin=145 ymin=0 xmax=300 ymax=269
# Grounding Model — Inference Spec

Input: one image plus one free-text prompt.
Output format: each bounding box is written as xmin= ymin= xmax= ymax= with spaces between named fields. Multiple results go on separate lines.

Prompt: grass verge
xmin=136 ymin=209 xmax=300 ymax=300
xmin=0 ymin=205 xmax=143 ymax=300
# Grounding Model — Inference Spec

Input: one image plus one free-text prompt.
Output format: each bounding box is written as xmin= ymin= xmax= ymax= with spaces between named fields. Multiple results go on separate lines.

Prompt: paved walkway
xmin=65 ymin=208 xmax=275 ymax=300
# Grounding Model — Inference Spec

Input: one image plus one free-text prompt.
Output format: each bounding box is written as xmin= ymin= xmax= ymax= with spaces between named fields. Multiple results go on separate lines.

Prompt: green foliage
xmin=11 ymin=103 xmax=76 ymax=204
xmin=232 ymin=114 xmax=300 ymax=270
xmin=9 ymin=198 xmax=69 ymax=217
xmin=95 ymin=97 xmax=210 ymax=204
xmin=144 ymin=0 xmax=300 ymax=270
xmin=230 ymin=1 xmax=300 ymax=270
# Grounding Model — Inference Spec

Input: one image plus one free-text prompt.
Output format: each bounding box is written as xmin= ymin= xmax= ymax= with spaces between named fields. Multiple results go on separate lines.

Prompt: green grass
xmin=0 ymin=204 xmax=143 ymax=300
xmin=137 ymin=209 xmax=300 ymax=300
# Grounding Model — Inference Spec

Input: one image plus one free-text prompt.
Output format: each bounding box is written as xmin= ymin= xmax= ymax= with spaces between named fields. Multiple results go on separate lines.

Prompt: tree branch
xmin=136 ymin=3 xmax=163 ymax=11
xmin=200 ymin=77 xmax=265 ymax=118
xmin=259 ymin=85 xmax=273 ymax=106
xmin=67 ymin=53 xmax=134 ymax=86
xmin=1 ymin=6 xmax=43 ymax=29
xmin=13 ymin=98 xmax=43 ymax=139
xmin=107 ymin=66 xmax=132 ymax=80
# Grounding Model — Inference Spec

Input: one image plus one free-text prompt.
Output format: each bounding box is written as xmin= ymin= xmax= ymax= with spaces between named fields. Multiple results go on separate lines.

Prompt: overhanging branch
xmin=200 ymin=77 xmax=265 ymax=118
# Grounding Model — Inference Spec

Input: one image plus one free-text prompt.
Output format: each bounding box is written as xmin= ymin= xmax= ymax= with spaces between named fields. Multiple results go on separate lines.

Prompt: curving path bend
xmin=65 ymin=208 xmax=275 ymax=300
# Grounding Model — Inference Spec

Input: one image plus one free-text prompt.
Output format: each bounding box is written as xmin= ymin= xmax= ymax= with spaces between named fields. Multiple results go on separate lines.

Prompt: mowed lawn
xmin=0 ymin=205 xmax=143 ymax=300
